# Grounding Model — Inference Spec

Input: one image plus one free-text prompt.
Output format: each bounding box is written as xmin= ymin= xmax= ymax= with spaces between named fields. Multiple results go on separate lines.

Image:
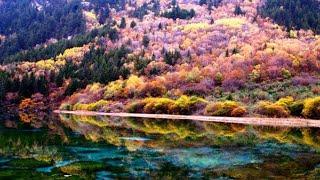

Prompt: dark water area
xmin=1 ymin=113 xmax=320 ymax=179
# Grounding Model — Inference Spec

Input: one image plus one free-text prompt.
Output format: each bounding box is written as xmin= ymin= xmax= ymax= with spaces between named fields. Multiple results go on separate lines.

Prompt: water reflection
xmin=59 ymin=114 xmax=320 ymax=150
xmin=0 ymin=114 xmax=320 ymax=178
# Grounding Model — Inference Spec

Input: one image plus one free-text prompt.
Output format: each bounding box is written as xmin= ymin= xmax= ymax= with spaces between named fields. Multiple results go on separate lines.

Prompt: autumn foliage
xmin=204 ymin=101 xmax=247 ymax=117
xmin=1 ymin=0 xmax=320 ymax=119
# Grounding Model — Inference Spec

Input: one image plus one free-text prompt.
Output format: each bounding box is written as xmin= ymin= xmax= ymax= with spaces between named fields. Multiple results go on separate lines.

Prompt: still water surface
xmin=1 ymin=114 xmax=320 ymax=179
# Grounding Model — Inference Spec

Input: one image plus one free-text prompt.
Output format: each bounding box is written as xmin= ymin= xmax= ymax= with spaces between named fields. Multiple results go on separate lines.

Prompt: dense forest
xmin=260 ymin=0 xmax=320 ymax=33
xmin=62 ymin=46 xmax=131 ymax=96
xmin=0 ymin=0 xmax=123 ymax=64
xmin=2 ymin=25 xmax=119 ymax=64
xmin=0 ymin=45 xmax=130 ymax=99
xmin=0 ymin=0 xmax=85 ymax=63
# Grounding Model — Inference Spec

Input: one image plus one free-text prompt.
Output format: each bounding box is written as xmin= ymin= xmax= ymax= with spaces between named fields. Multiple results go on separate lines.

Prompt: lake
xmin=0 ymin=113 xmax=320 ymax=179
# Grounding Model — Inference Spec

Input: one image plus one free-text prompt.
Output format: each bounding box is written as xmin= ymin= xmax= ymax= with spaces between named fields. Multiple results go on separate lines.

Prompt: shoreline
xmin=54 ymin=110 xmax=320 ymax=128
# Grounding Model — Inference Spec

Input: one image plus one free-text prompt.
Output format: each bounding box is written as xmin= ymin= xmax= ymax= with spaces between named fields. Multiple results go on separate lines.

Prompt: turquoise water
xmin=0 ymin=114 xmax=320 ymax=179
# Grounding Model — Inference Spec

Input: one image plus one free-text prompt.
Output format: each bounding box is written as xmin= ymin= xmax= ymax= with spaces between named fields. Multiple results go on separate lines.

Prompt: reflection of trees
xmin=17 ymin=108 xmax=69 ymax=143
xmin=126 ymin=118 xmax=202 ymax=139
xmin=59 ymin=114 xmax=136 ymax=148
xmin=253 ymin=126 xmax=320 ymax=149
xmin=0 ymin=130 xmax=62 ymax=162
xmin=59 ymin=115 xmax=320 ymax=151
xmin=18 ymin=94 xmax=47 ymax=126
xmin=18 ymin=96 xmax=66 ymax=140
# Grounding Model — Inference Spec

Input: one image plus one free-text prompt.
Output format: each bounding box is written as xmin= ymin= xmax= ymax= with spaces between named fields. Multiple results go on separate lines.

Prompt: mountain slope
xmin=0 ymin=0 xmax=320 ymax=119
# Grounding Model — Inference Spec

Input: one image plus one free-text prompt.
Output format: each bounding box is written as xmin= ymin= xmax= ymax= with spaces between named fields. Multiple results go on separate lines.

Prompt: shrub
xmin=126 ymin=101 xmax=147 ymax=113
xmin=275 ymin=96 xmax=294 ymax=107
xmin=123 ymin=75 xmax=144 ymax=98
xmin=186 ymin=67 xmax=202 ymax=83
xmin=231 ymin=107 xmax=247 ymax=117
xmin=87 ymin=100 xmax=109 ymax=111
xmin=251 ymin=89 xmax=269 ymax=100
xmin=222 ymin=79 xmax=245 ymax=92
xmin=143 ymin=98 xmax=176 ymax=114
xmin=72 ymin=100 xmax=108 ymax=111
xmin=204 ymin=101 xmax=246 ymax=117
xmin=103 ymin=102 xmax=125 ymax=113
xmin=144 ymin=61 xmax=168 ymax=76
xmin=302 ymin=97 xmax=320 ymax=119
xmin=73 ymin=103 xmax=88 ymax=111
xmin=138 ymin=81 xmax=166 ymax=98
xmin=181 ymin=78 xmax=215 ymax=96
xmin=126 ymin=96 xmax=207 ymax=115
xmin=255 ymin=101 xmax=290 ymax=117
xmin=292 ymin=75 xmax=319 ymax=86
xmin=104 ymin=80 xmax=124 ymax=99
xmin=174 ymin=95 xmax=207 ymax=114
xmin=289 ymin=100 xmax=304 ymax=116
xmin=60 ymin=103 xmax=72 ymax=110
xmin=180 ymin=83 xmax=211 ymax=97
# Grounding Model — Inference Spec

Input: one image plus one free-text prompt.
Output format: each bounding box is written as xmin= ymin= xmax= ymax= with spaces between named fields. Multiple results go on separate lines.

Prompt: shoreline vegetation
xmin=55 ymin=110 xmax=320 ymax=128
xmin=59 ymin=95 xmax=320 ymax=119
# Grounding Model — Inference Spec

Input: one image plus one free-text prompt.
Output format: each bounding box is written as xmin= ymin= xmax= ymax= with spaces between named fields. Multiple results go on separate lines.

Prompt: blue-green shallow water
xmin=1 ymin=114 xmax=320 ymax=179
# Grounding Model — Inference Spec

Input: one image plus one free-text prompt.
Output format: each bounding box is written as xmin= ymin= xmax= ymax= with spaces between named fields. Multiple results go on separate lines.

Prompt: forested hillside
xmin=0 ymin=0 xmax=85 ymax=63
xmin=260 ymin=0 xmax=320 ymax=33
xmin=0 ymin=0 xmax=320 ymax=120
xmin=0 ymin=0 xmax=122 ymax=64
